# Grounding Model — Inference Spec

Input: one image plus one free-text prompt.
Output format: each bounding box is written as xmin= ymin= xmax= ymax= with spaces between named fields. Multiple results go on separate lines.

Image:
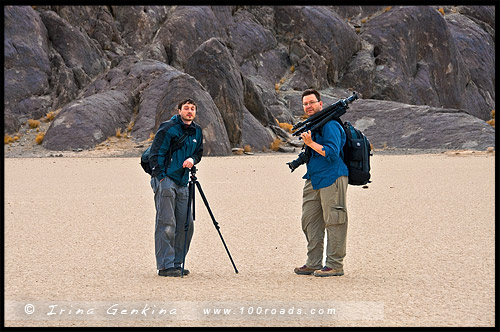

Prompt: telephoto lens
xmin=287 ymin=151 xmax=310 ymax=172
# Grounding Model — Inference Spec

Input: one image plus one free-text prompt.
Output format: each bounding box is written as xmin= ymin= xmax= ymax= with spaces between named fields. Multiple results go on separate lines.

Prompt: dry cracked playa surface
xmin=4 ymin=149 xmax=495 ymax=327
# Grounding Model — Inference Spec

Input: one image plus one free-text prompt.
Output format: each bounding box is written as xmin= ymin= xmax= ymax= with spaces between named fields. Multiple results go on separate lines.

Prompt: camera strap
xmin=166 ymin=131 xmax=190 ymax=168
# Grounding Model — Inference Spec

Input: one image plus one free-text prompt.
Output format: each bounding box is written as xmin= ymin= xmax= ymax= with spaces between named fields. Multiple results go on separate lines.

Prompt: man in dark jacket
xmin=149 ymin=98 xmax=203 ymax=277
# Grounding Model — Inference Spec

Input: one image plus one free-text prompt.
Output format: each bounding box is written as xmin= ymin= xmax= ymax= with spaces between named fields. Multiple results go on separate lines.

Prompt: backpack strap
xmin=165 ymin=128 xmax=192 ymax=168
xmin=172 ymin=131 xmax=189 ymax=151
xmin=332 ymin=117 xmax=348 ymax=161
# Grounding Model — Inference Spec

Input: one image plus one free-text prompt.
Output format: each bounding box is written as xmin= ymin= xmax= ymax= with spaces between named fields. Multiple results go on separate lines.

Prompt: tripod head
xmin=189 ymin=165 xmax=198 ymax=181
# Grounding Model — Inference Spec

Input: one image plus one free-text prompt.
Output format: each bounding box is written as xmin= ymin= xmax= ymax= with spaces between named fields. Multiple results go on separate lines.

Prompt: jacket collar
xmin=171 ymin=114 xmax=196 ymax=133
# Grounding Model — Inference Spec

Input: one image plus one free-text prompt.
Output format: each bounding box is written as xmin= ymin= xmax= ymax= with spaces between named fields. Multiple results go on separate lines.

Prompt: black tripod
xmin=181 ymin=165 xmax=239 ymax=277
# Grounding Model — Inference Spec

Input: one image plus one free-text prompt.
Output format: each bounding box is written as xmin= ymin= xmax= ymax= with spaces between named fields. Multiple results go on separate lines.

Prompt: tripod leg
xmin=181 ymin=181 xmax=195 ymax=277
xmin=194 ymin=181 xmax=239 ymax=274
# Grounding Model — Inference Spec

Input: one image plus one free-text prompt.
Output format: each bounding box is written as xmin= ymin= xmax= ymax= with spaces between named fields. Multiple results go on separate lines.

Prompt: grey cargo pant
xmin=151 ymin=176 xmax=194 ymax=271
xmin=301 ymin=176 xmax=348 ymax=270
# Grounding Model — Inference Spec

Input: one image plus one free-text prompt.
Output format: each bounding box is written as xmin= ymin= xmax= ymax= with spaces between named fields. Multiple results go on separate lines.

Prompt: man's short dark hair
xmin=301 ymin=89 xmax=321 ymax=102
xmin=178 ymin=98 xmax=197 ymax=110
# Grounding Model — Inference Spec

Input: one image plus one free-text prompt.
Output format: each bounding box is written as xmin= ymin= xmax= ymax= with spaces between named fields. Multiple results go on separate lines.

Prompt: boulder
xmin=47 ymin=6 xmax=123 ymax=52
xmin=446 ymin=12 xmax=495 ymax=120
xmin=342 ymin=99 xmax=496 ymax=150
xmin=185 ymin=37 xmax=245 ymax=146
xmin=39 ymin=10 xmax=108 ymax=87
xmin=355 ymin=6 xmax=495 ymax=121
xmin=241 ymin=109 xmax=275 ymax=152
xmin=42 ymin=90 xmax=134 ymax=150
xmin=4 ymin=6 xmax=52 ymax=131
xmin=152 ymin=6 xmax=228 ymax=69
xmin=154 ymin=70 xmax=232 ymax=156
xmin=242 ymin=75 xmax=276 ymax=126
xmin=274 ymin=6 xmax=362 ymax=84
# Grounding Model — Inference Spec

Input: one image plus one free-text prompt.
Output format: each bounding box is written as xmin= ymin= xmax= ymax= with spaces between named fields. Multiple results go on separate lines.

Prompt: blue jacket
xmin=149 ymin=115 xmax=203 ymax=186
xmin=302 ymin=120 xmax=348 ymax=190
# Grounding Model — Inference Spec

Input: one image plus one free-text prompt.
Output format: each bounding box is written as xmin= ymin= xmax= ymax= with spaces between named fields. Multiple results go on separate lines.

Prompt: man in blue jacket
xmin=149 ymin=98 xmax=203 ymax=277
xmin=294 ymin=89 xmax=349 ymax=277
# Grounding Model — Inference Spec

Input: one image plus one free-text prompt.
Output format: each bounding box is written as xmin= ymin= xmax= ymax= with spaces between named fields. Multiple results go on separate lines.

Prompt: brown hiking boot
xmin=313 ymin=266 xmax=344 ymax=277
xmin=294 ymin=265 xmax=321 ymax=275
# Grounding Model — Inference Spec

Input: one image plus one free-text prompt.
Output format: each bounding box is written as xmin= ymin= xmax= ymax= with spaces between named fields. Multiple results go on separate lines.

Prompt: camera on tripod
xmin=286 ymin=92 xmax=358 ymax=172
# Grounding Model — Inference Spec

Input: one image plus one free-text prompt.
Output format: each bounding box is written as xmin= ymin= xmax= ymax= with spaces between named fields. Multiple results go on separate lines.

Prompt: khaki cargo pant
xmin=301 ymin=176 xmax=348 ymax=270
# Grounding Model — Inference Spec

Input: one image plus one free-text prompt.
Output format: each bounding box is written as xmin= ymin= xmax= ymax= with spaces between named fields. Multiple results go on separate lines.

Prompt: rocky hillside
xmin=4 ymin=5 xmax=495 ymax=155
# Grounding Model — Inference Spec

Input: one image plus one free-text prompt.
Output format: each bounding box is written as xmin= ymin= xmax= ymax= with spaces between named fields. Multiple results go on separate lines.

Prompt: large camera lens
xmin=287 ymin=151 xmax=310 ymax=172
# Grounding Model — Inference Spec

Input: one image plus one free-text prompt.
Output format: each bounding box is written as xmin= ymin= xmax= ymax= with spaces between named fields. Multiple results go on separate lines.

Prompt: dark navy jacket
xmin=149 ymin=115 xmax=203 ymax=186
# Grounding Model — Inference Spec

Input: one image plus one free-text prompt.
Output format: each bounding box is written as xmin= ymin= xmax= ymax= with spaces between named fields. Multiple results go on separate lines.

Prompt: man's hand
xmin=301 ymin=130 xmax=313 ymax=146
xmin=182 ymin=158 xmax=194 ymax=168
xmin=301 ymin=130 xmax=326 ymax=157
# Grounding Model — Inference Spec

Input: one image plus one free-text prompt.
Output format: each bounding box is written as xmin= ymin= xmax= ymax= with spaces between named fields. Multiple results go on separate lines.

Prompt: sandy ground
xmin=4 ymin=152 xmax=495 ymax=327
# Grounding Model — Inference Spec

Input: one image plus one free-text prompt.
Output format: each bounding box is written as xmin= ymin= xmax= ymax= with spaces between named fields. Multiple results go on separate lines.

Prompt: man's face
xmin=179 ymin=102 xmax=197 ymax=123
xmin=302 ymin=94 xmax=323 ymax=117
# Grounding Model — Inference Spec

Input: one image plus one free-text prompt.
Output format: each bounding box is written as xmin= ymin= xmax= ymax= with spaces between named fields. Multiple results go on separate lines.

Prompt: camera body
xmin=287 ymin=149 xmax=311 ymax=172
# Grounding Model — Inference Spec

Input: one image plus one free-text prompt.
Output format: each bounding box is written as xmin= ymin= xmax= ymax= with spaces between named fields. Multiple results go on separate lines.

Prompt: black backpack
xmin=140 ymin=131 xmax=189 ymax=175
xmin=339 ymin=121 xmax=372 ymax=186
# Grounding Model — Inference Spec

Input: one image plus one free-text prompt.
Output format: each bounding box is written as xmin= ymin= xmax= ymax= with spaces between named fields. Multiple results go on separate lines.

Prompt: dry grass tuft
xmin=487 ymin=109 xmax=495 ymax=128
xmin=4 ymin=135 xmax=14 ymax=144
xmin=270 ymin=138 xmax=282 ymax=151
xmin=278 ymin=122 xmax=294 ymax=133
xmin=148 ymin=132 xmax=155 ymax=141
xmin=243 ymin=145 xmax=252 ymax=153
xmin=44 ymin=111 xmax=56 ymax=122
xmin=28 ymin=119 xmax=40 ymax=129
xmin=115 ymin=128 xmax=123 ymax=138
xmin=35 ymin=132 xmax=45 ymax=144
xmin=127 ymin=120 xmax=135 ymax=132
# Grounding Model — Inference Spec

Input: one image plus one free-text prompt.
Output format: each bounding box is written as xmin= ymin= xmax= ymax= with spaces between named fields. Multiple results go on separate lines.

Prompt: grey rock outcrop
xmin=185 ymin=37 xmax=245 ymax=146
xmin=4 ymin=5 xmax=495 ymax=154
xmin=154 ymin=69 xmax=232 ymax=156
xmin=4 ymin=6 xmax=53 ymax=129
xmin=342 ymin=99 xmax=496 ymax=150
xmin=42 ymin=90 xmax=134 ymax=150
xmin=343 ymin=6 xmax=495 ymax=121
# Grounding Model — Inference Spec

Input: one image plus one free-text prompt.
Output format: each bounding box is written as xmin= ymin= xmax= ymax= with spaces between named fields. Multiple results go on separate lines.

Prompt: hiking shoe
xmin=294 ymin=265 xmax=321 ymax=275
xmin=175 ymin=267 xmax=190 ymax=275
xmin=313 ymin=266 xmax=344 ymax=277
xmin=158 ymin=267 xmax=181 ymax=277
